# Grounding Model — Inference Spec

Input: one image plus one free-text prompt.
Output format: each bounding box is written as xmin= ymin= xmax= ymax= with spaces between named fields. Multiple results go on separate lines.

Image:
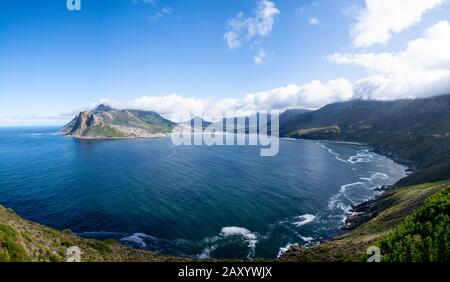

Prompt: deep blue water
xmin=0 ymin=127 xmax=406 ymax=259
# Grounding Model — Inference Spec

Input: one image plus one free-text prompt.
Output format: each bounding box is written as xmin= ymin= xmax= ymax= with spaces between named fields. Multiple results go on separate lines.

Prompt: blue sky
xmin=1 ymin=0 xmax=449 ymax=125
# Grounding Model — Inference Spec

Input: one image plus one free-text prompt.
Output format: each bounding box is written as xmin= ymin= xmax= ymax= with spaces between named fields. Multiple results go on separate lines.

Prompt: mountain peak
xmin=94 ymin=104 xmax=113 ymax=112
xmin=61 ymin=105 xmax=176 ymax=138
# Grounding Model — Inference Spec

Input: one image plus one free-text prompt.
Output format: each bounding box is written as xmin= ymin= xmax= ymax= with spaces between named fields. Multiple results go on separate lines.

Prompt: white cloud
xmin=351 ymin=0 xmax=445 ymax=47
xmin=237 ymin=79 xmax=354 ymax=112
xmin=253 ymin=49 xmax=268 ymax=64
xmin=133 ymin=0 xmax=172 ymax=21
xmin=151 ymin=6 xmax=173 ymax=21
xmin=58 ymin=20 xmax=450 ymax=123
xmin=133 ymin=0 xmax=158 ymax=6
xmin=224 ymin=30 xmax=242 ymax=49
xmin=330 ymin=21 xmax=450 ymax=100
xmin=66 ymin=78 xmax=354 ymax=121
xmin=224 ymin=0 xmax=280 ymax=50
xmin=308 ymin=17 xmax=320 ymax=25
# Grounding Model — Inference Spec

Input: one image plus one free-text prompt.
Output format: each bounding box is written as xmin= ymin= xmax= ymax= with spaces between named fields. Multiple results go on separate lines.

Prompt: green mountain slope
xmin=61 ymin=105 xmax=176 ymax=138
xmin=280 ymin=94 xmax=450 ymax=185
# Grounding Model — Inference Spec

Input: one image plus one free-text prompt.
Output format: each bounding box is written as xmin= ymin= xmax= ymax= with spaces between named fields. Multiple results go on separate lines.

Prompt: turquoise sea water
xmin=0 ymin=127 xmax=406 ymax=259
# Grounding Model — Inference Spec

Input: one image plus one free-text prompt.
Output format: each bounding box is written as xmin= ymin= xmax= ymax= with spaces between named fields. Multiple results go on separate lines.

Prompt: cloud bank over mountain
xmin=331 ymin=20 xmax=450 ymax=100
xmin=63 ymin=78 xmax=353 ymax=120
xmin=61 ymin=1 xmax=450 ymax=122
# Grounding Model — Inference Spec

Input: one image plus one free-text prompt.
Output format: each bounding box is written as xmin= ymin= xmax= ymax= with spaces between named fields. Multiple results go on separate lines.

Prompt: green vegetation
xmin=377 ymin=187 xmax=450 ymax=262
xmin=0 ymin=224 xmax=30 ymax=262
xmin=1 ymin=177 xmax=448 ymax=262
xmin=129 ymin=110 xmax=176 ymax=133
xmin=278 ymin=95 xmax=450 ymax=262
xmin=0 ymin=205 xmax=189 ymax=262
xmin=84 ymin=124 xmax=129 ymax=138
xmin=279 ymin=180 xmax=450 ymax=262
xmin=286 ymin=126 xmax=340 ymax=138
xmin=23 ymin=94 xmax=450 ymax=262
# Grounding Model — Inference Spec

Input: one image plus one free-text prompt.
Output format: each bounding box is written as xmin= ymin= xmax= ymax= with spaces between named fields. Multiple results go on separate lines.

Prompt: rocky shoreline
xmin=341 ymin=145 xmax=415 ymax=231
xmin=279 ymin=180 xmax=450 ymax=262
xmin=342 ymin=187 xmax=390 ymax=231
xmin=341 ymin=180 xmax=411 ymax=231
xmin=70 ymin=134 xmax=170 ymax=140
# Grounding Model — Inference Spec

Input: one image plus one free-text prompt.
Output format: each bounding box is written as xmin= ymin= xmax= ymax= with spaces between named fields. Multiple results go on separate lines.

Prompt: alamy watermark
xmin=67 ymin=0 xmax=81 ymax=11
xmin=65 ymin=246 xmax=81 ymax=262
xmin=170 ymin=111 xmax=280 ymax=157
xmin=366 ymin=246 xmax=381 ymax=262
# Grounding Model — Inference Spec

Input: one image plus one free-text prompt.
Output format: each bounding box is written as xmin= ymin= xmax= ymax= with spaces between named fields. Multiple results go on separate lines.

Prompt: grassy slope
xmin=0 ymin=205 xmax=188 ymax=262
xmin=280 ymin=180 xmax=450 ymax=262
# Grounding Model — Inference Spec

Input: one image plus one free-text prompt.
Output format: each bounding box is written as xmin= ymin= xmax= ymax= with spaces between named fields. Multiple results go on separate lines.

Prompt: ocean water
xmin=0 ymin=127 xmax=406 ymax=259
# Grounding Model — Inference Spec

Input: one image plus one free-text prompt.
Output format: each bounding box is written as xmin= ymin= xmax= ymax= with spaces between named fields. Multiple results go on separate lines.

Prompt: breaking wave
xmin=293 ymin=214 xmax=316 ymax=227
xmin=320 ymin=144 xmax=348 ymax=163
xmin=348 ymin=150 xmax=375 ymax=164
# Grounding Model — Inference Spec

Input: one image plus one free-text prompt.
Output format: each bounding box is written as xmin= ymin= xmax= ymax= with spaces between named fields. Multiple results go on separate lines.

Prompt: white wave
xmin=221 ymin=226 xmax=253 ymax=237
xmin=277 ymin=243 xmax=298 ymax=258
xmin=328 ymin=197 xmax=338 ymax=210
xmin=370 ymin=172 xmax=389 ymax=180
xmin=360 ymin=172 xmax=389 ymax=188
xmin=197 ymin=245 xmax=218 ymax=259
xmin=293 ymin=214 xmax=316 ymax=227
xmin=300 ymin=236 xmax=314 ymax=242
xmin=120 ymin=232 xmax=156 ymax=248
xmin=359 ymin=177 xmax=372 ymax=182
xmin=320 ymin=144 xmax=347 ymax=163
xmin=341 ymin=182 xmax=365 ymax=192
xmin=348 ymin=150 xmax=374 ymax=164
xmin=328 ymin=182 xmax=364 ymax=211
xmin=220 ymin=227 xmax=258 ymax=259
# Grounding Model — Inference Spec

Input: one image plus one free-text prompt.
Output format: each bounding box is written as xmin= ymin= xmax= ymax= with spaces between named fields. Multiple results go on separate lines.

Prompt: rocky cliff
xmin=61 ymin=105 xmax=176 ymax=138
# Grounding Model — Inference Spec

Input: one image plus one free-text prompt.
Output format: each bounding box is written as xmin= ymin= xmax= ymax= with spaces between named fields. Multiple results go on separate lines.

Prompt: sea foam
xmin=320 ymin=144 xmax=347 ymax=163
xmin=220 ymin=227 xmax=258 ymax=259
xmin=277 ymin=243 xmax=298 ymax=258
xmin=120 ymin=233 xmax=155 ymax=248
xmin=293 ymin=214 xmax=316 ymax=227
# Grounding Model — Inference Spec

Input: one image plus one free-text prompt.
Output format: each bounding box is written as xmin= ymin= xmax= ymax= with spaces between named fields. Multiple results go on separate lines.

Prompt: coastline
xmin=67 ymin=133 xmax=411 ymax=244
xmin=66 ymin=135 xmax=412 ymax=257
xmin=63 ymin=133 xmax=172 ymax=140
xmin=342 ymin=146 xmax=412 ymax=231
xmin=0 ymin=132 xmax=419 ymax=261
xmin=3 ymin=180 xmax=448 ymax=262
xmin=282 ymin=137 xmax=415 ymax=256
xmin=279 ymin=180 xmax=450 ymax=262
